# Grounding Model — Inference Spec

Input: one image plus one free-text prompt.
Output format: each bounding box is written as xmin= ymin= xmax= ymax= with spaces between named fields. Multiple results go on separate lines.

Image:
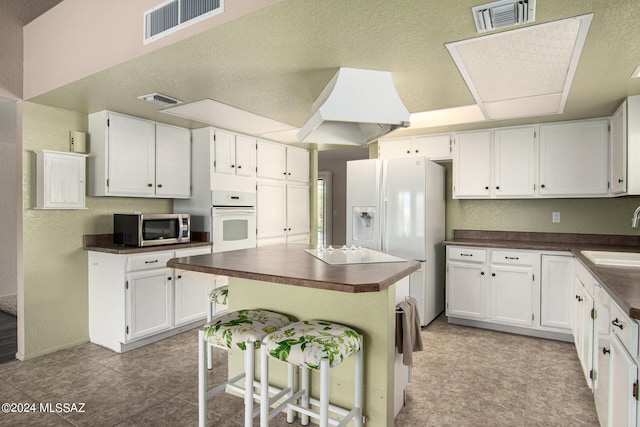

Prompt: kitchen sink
xmin=581 ymin=250 xmax=640 ymax=267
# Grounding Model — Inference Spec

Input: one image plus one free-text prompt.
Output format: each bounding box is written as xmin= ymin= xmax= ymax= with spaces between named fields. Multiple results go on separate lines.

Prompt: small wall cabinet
xmin=35 ymin=150 xmax=88 ymax=209
xmin=378 ymin=134 xmax=451 ymax=160
xmin=256 ymin=140 xmax=309 ymax=182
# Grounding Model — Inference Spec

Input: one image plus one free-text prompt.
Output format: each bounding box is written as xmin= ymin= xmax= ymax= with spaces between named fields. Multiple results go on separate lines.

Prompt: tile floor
xmin=0 ymin=315 xmax=600 ymax=426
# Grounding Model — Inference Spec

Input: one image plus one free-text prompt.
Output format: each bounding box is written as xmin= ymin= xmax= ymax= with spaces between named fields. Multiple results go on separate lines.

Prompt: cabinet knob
xmin=148 ymin=183 xmax=153 ymax=187
xmin=484 ymin=186 xmax=489 ymax=190
xmin=288 ymin=228 xmax=291 ymax=231
xmin=491 ymin=273 xmax=496 ymax=277
xmin=167 ymin=277 xmax=172 ymax=281
xmin=237 ymin=165 xmax=242 ymax=169
xmin=495 ymin=186 xmax=500 ymax=190
xmin=288 ymin=172 xmax=291 ymax=175
xmin=406 ymin=150 xmax=411 ymax=154
xmin=602 ymin=347 xmax=610 ymax=355
xmin=612 ymin=318 xmax=624 ymax=330
xmin=157 ymin=184 xmax=163 ymax=188
xmin=480 ymin=272 xmax=485 ymax=275
xmin=575 ymin=295 xmax=583 ymax=302
xmin=231 ymin=164 xmax=235 ymax=168
xmin=415 ymin=150 xmax=419 ymax=153
xmin=618 ymin=178 xmax=624 ymax=183
xmin=541 ymin=184 xmax=546 ymax=189
xmin=177 ymin=275 xmax=182 ymax=279
xmin=283 ymin=172 xmax=287 ymax=175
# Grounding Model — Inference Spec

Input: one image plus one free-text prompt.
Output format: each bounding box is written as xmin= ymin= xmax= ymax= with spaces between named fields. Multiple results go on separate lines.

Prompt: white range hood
xmin=297 ymin=68 xmax=410 ymax=146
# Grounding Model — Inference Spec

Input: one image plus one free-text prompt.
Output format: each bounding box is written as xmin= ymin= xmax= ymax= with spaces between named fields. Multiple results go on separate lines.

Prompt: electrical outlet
xmin=552 ymin=212 xmax=560 ymax=223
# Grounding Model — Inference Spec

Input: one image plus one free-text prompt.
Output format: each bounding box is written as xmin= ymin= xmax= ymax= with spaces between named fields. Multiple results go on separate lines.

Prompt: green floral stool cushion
xmin=203 ymin=309 xmax=290 ymax=351
xmin=263 ymin=320 xmax=362 ymax=370
xmin=209 ymin=286 xmax=228 ymax=305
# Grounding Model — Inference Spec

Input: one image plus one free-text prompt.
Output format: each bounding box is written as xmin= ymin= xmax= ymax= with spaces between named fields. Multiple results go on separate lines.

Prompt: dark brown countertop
xmin=444 ymin=230 xmax=640 ymax=320
xmin=167 ymin=243 xmax=421 ymax=293
xmin=83 ymin=233 xmax=212 ymax=254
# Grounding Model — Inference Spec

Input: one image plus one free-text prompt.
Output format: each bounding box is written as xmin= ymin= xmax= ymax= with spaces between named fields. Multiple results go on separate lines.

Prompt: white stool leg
xmin=319 ymin=358 xmax=329 ymax=427
xmin=206 ymin=301 xmax=213 ymax=370
xmin=198 ymin=330 xmax=207 ymax=427
xmin=287 ymin=363 xmax=295 ymax=423
xmin=355 ymin=339 xmax=364 ymax=427
xmin=301 ymin=366 xmax=310 ymax=425
xmin=260 ymin=345 xmax=270 ymax=427
xmin=244 ymin=340 xmax=255 ymax=427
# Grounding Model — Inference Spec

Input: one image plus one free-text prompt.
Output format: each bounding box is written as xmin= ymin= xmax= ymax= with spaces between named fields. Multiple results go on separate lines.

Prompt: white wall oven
xmin=211 ymin=190 xmax=256 ymax=253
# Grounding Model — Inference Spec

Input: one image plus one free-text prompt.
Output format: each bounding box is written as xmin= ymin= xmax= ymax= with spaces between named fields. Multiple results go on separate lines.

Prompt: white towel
xmin=395 ymin=297 xmax=424 ymax=367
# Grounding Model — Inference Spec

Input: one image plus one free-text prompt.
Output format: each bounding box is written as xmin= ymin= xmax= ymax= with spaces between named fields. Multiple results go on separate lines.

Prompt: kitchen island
xmin=167 ymin=243 xmax=420 ymax=426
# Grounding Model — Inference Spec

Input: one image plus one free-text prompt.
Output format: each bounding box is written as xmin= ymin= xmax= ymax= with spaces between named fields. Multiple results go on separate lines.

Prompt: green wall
xmin=22 ymin=102 xmax=172 ymax=359
xmin=442 ymin=163 xmax=640 ymax=238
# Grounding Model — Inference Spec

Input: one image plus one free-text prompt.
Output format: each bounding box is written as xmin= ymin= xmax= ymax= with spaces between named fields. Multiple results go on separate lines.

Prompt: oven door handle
xmin=211 ymin=207 xmax=256 ymax=215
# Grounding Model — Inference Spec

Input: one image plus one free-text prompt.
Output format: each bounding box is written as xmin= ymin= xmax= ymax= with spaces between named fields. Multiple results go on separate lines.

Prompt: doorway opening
xmin=317 ymin=172 xmax=333 ymax=246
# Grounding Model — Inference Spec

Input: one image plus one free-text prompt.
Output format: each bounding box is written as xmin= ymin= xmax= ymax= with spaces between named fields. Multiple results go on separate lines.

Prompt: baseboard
xmin=447 ymin=316 xmax=574 ymax=342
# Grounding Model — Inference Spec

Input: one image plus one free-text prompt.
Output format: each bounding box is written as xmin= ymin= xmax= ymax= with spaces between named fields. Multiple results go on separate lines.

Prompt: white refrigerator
xmin=346 ymin=156 xmax=445 ymax=326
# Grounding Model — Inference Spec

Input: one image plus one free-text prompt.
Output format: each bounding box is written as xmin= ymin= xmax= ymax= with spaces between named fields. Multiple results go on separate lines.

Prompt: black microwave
xmin=113 ymin=214 xmax=190 ymax=247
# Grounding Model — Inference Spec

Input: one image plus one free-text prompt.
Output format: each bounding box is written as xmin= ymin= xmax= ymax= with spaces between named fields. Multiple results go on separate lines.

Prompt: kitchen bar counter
xmin=167 ymin=243 xmax=420 ymax=293
xmin=83 ymin=233 xmax=211 ymax=254
xmin=168 ymin=243 xmax=419 ymax=426
xmin=443 ymin=230 xmax=640 ymax=320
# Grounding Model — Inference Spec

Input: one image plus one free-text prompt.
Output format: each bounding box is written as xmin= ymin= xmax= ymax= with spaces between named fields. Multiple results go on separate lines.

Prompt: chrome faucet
xmin=633 ymin=206 xmax=640 ymax=228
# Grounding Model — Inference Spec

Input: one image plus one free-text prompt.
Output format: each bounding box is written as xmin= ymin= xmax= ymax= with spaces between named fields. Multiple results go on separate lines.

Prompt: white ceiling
xmin=20 ymin=0 xmax=640 ymax=150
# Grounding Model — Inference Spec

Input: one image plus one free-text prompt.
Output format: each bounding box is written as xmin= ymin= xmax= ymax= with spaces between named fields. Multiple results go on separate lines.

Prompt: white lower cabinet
xmin=608 ymin=332 xmax=637 ymax=427
xmin=88 ymin=245 xmax=212 ymax=352
xmin=540 ymin=254 xmax=573 ymax=331
xmin=446 ymin=246 xmax=567 ymax=339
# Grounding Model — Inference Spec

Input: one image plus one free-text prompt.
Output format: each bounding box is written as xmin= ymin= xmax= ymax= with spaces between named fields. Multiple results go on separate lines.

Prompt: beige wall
xmin=0 ymin=6 xmax=23 ymax=98
xmin=21 ymin=102 xmax=172 ymax=359
xmin=23 ymin=0 xmax=282 ymax=99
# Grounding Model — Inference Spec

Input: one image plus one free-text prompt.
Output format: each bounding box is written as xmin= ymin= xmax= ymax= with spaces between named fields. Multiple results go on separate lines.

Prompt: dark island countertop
xmin=167 ymin=243 xmax=421 ymax=293
xmin=443 ymin=230 xmax=640 ymax=320
xmin=83 ymin=233 xmax=212 ymax=254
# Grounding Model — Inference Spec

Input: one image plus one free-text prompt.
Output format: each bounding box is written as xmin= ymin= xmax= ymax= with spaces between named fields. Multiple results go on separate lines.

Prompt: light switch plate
xmin=552 ymin=212 xmax=560 ymax=223
xmin=70 ymin=131 xmax=87 ymax=153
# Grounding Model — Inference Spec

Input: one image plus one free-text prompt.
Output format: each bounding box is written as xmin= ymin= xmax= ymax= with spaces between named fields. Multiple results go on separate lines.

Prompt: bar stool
xmin=206 ymin=285 xmax=228 ymax=369
xmin=198 ymin=309 xmax=291 ymax=427
xmin=260 ymin=320 xmax=364 ymax=427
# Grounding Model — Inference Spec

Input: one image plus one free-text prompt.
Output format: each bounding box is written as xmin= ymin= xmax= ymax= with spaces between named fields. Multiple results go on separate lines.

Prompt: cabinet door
xmin=213 ymin=129 xmax=236 ymax=176
xmin=493 ymin=127 xmax=536 ymax=197
xmin=257 ymin=140 xmax=287 ymax=180
xmin=540 ymin=255 xmax=573 ymax=330
xmin=447 ymin=261 xmax=486 ymax=319
xmin=608 ymin=335 xmax=638 ymax=427
xmin=37 ymin=151 xmax=86 ymax=209
xmin=489 ymin=265 xmax=534 ymax=327
xmin=610 ymin=101 xmax=627 ymax=195
xmin=453 ymin=131 xmax=491 ymax=198
xmin=174 ymin=270 xmax=210 ymax=326
xmin=235 ymin=134 xmax=256 ymax=177
xmin=155 ymin=124 xmax=191 ymax=198
xmin=257 ymin=180 xmax=286 ymax=241
xmin=378 ymin=138 xmax=412 ymax=158
xmin=107 ymin=113 xmax=156 ymax=196
xmin=539 ymin=120 xmax=609 ymax=196
xmin=286 ymin=147 xmax=309 ymax=182
xmin=413 ymin=135 xmax=451 ymax=160
xmin=574 ymin=279 xmax=595 ymax=388
xmin=286 ymin=183 xmax=310 ymax=237
xmin=126 ymin=268 xmax=172 ymax=341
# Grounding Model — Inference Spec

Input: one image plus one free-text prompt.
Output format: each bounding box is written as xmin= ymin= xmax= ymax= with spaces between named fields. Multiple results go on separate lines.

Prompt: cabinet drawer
xmin=127 ymin=251 xmax=174 ymax=272
xmin=448 ymin=247 xmax=486 ymax=263
xmin=611 ymin=301 xmax=638 ymax=359
xmin=490 ymin=250 xmax=536 ymax=266
xmin=175 ymin=246 xmax=212 ymax=257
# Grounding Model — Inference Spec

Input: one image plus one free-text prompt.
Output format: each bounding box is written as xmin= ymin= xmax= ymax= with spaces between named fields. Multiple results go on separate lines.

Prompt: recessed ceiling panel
xmin=446 ymin=14 xmax=593 ymax=120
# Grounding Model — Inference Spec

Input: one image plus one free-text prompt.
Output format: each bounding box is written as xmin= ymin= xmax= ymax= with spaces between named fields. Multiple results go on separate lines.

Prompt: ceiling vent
xmin=138 ymin=93 xmax=183 ymax=107
xmin=472 ymin=0 xmax=535 ymax=33
xmin=144 ymin=0 xmax=224 ymax=43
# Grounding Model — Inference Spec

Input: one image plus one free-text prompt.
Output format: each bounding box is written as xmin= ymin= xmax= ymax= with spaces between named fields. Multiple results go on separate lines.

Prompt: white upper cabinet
xmin=286 ymin=146 xmax=310 ymax=182
xmin=378 ymin=134 xmax=451 ymax=160
xmin=35 ymin=150 xmax=88 ymax=209
xmin=538 ymin=119 xmax=609 ymax=197
xmin=452 ymin=131 xmax=492 ymax=198
xmin=256 ymin=140 xmax=309 ymax=182
xmin=88 ymin=111 xmax=191 ymax=198
xmin=492 ymin=127 xmax=537 ymax=197
xmin=155 ymin=123 xmax=191 ymax=198
xmin=257 ymin=140 xmax=287 ymax=180
xmin=213 ymin=130 xmax=256 ymax=177
xmin=610 ymin=101 xmax=627 ymax=195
